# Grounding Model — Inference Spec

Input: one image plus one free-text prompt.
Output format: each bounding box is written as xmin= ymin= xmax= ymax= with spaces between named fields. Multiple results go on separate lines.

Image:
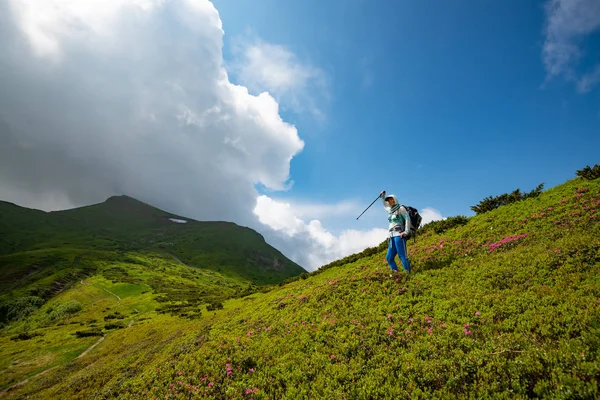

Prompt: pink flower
xmin=475 ymin=311 xmax=481 ymax=316
xmin=408 ymin=317 xmax=413 ymax=323
xmin=463 ymin=328 xmax=472 ymax=335
xmin=246 ymin=389 xmax=253 ymax=395
xmin=178 ymin=371 xmax=184 ymax=376
xmin=387 ymin=328 xmax=394 ymax=336
xmin=208 ymin=382 xmax=214 ymax=387
xmin=464 ymin=323 xmax=470 ymax=328
xmin=249 ymin=368 xmax=255 ymax=373
xmin=247 ymin=331 xmax=253 ymax=336
xmin=330 ymin=354 xmax=336 ymax=359
xmin=387 ymin=314 xmax=393 ymax=320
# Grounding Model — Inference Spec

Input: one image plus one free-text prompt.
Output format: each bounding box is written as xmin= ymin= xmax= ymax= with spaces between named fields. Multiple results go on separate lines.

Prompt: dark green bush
xmin=0 ymin=296 xmax=45 ymax=324
xmin=206 ymin=302 xmax=224 ymax=311
xmin=576 ymin=164 xmax=600 ymax=180
xmin=421 ymin=215 xmax=469 ymax=235
xmin=104 ymin=321 xmax=126 ymax=330
xmin=104 ymin=311 xmax=125 ymax=320
xmin=46 ymin=300 xmax=83 ymax=321
xmin=471 ymin=183 xmax=544 ymax=214
xmin=11 ymin=331 xmax=43 ymax=341
xmin=75 ymin=329 xmax=103 ymax=338
xmin=28 ymin=287 xmax=52 ymax=299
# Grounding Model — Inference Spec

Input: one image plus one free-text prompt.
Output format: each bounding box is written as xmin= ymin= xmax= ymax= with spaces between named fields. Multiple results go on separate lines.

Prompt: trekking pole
xmin=356 ymin=192 xmax=383 ymax=220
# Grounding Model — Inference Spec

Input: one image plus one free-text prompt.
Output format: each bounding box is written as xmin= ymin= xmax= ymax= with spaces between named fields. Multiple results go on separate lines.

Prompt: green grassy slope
xmin=0 ymin=249 xmax=265 ymax=392
xmin=2 ymin=177 xmax=599 ymax=399
xmin=0 ymin=195 xmax=306 ymax=303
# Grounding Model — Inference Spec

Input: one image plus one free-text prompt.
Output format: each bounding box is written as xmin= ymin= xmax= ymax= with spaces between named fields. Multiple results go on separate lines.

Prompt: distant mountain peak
xmin=102 ymin=194 xmax=166 ymax=213
xmin=105 ymin=194 xmax=145 ymax=204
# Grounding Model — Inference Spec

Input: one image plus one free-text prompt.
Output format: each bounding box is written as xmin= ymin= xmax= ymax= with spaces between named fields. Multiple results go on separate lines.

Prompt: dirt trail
xmin=165 ymin=252 xmax=187 ymax=266
xmin=0 ymin=366 xmax=59 ymax=395
xmin=77 ymin=336 xmax=104 ymax=358
xmin=0 ymin=336 xmax=105 ymax=396
xmin=102 ymin=288 xmax=121 ymax=303
xmin=77 ymin=336 xmax=105 ymax=359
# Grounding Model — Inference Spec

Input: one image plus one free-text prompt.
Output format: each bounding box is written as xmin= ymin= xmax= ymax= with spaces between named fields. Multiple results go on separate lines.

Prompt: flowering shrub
xmin=486 ymin=233 xmax=528 ymax=252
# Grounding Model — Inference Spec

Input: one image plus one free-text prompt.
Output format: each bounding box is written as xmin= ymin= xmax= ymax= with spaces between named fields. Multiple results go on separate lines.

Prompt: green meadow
xmin=1 ymin=176 xmax=599 ymax=399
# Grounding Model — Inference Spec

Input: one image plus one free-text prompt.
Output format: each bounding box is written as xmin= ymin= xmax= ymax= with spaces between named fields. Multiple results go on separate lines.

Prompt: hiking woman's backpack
xmin=402 ymin=205 xmax=422 ymax=240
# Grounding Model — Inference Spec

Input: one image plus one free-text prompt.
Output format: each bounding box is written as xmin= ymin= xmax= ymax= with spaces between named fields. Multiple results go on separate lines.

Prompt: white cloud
xmin=289 ymin=200 xmax=361 ymax=220
xmin=254 ymin=196 xmax=305 ymax=236
xmin=420 ymin=207 xmax=444 ymax=225
xmin=231 ymin=36 xmax=327 ymax=116
xmin=542 ymin=0 xmax=600 ymax=90
xmin=0 ymin=0 xmax=303 ymax=228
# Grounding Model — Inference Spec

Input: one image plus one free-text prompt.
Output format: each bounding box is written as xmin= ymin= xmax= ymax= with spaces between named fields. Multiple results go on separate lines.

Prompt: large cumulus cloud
xmin=0 ymin=0 xmax=303 ymax=226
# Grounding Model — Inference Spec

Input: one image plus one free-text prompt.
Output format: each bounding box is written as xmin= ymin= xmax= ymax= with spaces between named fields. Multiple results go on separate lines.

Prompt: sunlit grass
xmin=1 ymin=177 xmax=599 ymax=398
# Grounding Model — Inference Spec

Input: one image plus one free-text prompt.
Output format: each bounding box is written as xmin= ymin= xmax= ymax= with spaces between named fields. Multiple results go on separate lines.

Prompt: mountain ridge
xmin=0 ymin=194 xmax=306 ymax=297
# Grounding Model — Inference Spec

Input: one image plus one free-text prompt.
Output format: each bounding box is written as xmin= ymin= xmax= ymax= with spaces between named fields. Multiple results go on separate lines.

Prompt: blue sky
xmin=1 ymin=0 xmax=599 ymax=269
xmin=215 ymin=0 xmax=600 ymax=230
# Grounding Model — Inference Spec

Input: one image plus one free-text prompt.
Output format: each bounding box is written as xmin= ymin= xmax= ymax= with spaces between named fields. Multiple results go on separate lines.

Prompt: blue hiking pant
xmin=386 ymin=236 xmax=411 ymax=273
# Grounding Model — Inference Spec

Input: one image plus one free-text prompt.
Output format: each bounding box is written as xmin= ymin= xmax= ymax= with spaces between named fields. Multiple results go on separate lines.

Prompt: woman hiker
xmin=380 ymin=190 xmax=412 ymax=276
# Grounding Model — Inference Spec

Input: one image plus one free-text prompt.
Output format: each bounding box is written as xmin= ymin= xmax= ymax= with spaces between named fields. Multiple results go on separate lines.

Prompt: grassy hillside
xmin=1 ymin=177 xmax=599 ymax=399
xmin=0 ymin=195 xmax=306 ymax=304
